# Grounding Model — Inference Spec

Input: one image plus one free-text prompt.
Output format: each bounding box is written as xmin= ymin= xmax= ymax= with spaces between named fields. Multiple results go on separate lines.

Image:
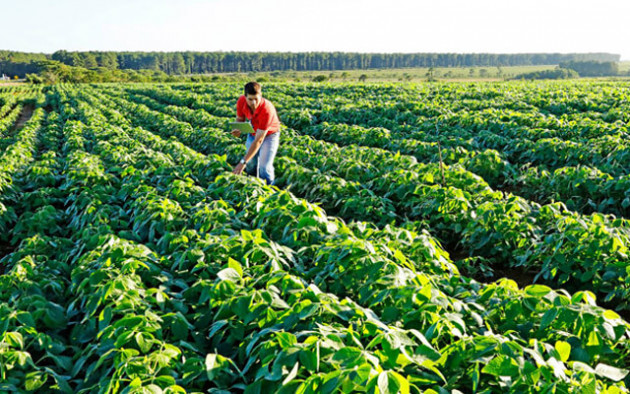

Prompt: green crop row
xmin=141 ymin=83 xmax=630 ymax=221
xmin=68 ymin=84 xmax=630 ymax=392
xmin=0 ymin=102 xmax=46 ymax=234
xmin=3 ymin=83 xmax=629 ymax=393
xmin=1 ymin=105 xmax=77 ymax=392
xmin=101 ymin=85 xmax=630 ymax=314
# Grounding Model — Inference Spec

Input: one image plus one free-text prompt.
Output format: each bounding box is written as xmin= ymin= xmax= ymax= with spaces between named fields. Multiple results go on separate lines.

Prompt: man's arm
xmin=232 ymin=129 xmax=267 ymax=175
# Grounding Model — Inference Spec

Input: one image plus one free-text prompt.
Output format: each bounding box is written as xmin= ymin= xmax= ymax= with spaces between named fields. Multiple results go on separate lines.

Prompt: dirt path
xmin=10 ymin=104 xmax=34 ymax=133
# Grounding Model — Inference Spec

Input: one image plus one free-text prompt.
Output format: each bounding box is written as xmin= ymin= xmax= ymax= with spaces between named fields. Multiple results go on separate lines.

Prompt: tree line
xmin=511 ymin=61 xmax=621 ymax=80
xmin=0 ymin=50 xmax=621 ymax=77
xmin=559 ymin=60 xmax=620 ymax=77
xmin=512 ymin=68 xmax=580 ymax=80
xmin=0 ymin=51 xmax=48 ymax=77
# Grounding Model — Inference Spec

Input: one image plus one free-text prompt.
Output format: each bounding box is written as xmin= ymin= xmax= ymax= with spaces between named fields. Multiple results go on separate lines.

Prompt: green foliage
xmin=513 ymin=68 xmax=579 ymax=80
xmin=2 ymin=49 xmax=621 ymax=78
xmin=24 ymin=60 xmax=174 ymax=84
xmin=560 ymin=60 xmax=620 ymax=77
xmin=1 ymin=81 xmax=630 ymax=393
xmin=24 ymin=73 xmax=43 ymax=84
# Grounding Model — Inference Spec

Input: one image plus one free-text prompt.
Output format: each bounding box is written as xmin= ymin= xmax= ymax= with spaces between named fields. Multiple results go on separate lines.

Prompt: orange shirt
xmin=236 ymin=96 xmax=280 ymax=136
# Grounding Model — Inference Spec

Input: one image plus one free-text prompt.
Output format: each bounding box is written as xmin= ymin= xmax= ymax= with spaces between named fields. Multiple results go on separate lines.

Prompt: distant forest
xmin=0 ymin=50 xmax=621 ymax=77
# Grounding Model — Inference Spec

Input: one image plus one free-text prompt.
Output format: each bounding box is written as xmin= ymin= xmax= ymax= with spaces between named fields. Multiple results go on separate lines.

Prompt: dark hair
xmin=244 ymin=81 xmax=261 ymax=96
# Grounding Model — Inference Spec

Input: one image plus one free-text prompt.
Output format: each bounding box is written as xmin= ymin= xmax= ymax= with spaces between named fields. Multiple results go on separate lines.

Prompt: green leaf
xmin=217 ymin=268 xmax=241 ymax=282
xmin=71 ymin=356 xmax=90 ymax=378
xmin=317 ymin=371 xmax=340 ymax=392
xmin=25 ymin=372 xmax=47 ymax=391
xmin=481 ymin=355 xmax=518 ymax=377
xmin=377 ymin=371 xmax=389 ymax=394
xmin=154 ymin=375 xmax=177 ymax=387
xmin=4 ymin=332 xmax=24 ymax=348
xmin=44 ymin=302 xmax=67 ymax=329
xmin=16 ymin=312 xmax=36 ymax=327
xmin=351 ymin=363 xmax=373 ymax=383
xmin=208 ymin=320 xmax=229 ymax=339
xmin=163 ymin=385 xmax=187 ymax=394
xmin=388 ymin=371 xmax=410 ymax=394
xmin=594 ymin=363 xmax=628 ymax=382
xmin=136 ymin=332 xmax=154 ymax=353
xmin=113 ymin=315 xmax=143 ymax=329
xmin=524 ymin=284 xmax=552 ymax=297
xmin=554 ymin=341 xmax=571 ymax=363
xmin=227 ymin=257 xmax=243 ymax=277
xmin=587 ymin=330 xmax=601 ymax=347
xmin=205 ymin=353 xmax=224 ymax=381
xmin=144 ymin=384 xmax=163 ymax=394
xmin=299 ymin=350 xmax=317 ymax=372
xmin=331 ymin=347 xmax=363 ymax=367
xmin=115 ymin=330 xmax=135 ymax=348
xmin=170 ymin=312 xmax=191 ymax=340
xmin=14 ymin=351 xmax=33 ymax=367
xmin=571 ymin=361 xmax=594 ymax=374
xmin=47 ymin=368 xmax=73 ymax=393
xmin=603 ymin=310 xmax=621 ymax=320
xmin=540 ymin=308 xmax=558 ymax=329
xmin=98 ymin=306 xmax=113 ymax=331
xmin=276 ymin=332 xmax=297 ymax=349
xmin=244 ymin=380 xmax=263 ymax=394
xmin=298 ymin=302 xmax=318 ymax=319
xmin=282 ymin=362 xmax=300 ymax=385
xmin=471 ymin=363 xmax=480 ymax=392
xmin=130 ymin=377 xmax=143 ymax=388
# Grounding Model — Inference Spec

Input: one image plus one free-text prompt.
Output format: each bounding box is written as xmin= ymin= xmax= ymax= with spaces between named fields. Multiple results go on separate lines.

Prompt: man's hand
xmin=233 ymin=162 xmax=246 ymax=175
xmin=231 ymin=129 xmax=242 ymax=137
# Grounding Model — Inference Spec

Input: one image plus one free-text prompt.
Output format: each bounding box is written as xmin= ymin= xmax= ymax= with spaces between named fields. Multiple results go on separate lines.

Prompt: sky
xmin=1 ymin=0 xmax=629 ymax=60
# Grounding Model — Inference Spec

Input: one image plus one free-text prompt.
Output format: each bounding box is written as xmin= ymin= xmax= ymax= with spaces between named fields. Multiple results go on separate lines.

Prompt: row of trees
xmin=510 ymin=61 xmax=621 ymax=80
xmin=51 ymin=51 xmax=621 ymax=74
xmin=24 ymin=60 xmax=262 ymax=84
xmin=1 ymin=49 xmax=621 ymax=77
xmin=512 ymin=68 xmax=580 ymax=80
xmin=24 ymin=61 xmax=172 ymax=84
xmin=0 ymin=51 xmax=48 ymax=77
xmin=560 ymin=60 xmax=620 ymax=76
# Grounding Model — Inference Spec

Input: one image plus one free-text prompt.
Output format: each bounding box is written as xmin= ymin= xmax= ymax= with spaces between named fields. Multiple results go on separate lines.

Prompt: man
xmin=231 ymin=81 xmax=280 ymax=185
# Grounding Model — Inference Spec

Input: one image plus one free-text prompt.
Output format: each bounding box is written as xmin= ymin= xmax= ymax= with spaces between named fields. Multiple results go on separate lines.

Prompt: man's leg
xmin=257 ymin=132 xmax=280 ymax=185
xmin=244 ymin=134 xmax=259 ymax=177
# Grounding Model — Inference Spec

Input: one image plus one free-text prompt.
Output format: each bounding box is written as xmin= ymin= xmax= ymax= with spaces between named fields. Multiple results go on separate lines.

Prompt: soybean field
xmin=1 ymin=81 xmax=630 ymax=393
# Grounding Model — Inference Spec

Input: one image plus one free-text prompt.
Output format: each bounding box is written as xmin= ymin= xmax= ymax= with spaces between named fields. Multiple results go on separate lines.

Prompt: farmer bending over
xmin=231 ymin=82 xmax=280 ymax=185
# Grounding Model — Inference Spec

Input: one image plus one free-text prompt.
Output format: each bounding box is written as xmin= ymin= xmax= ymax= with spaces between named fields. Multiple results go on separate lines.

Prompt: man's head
xmin=244 ymin=81 xmax=262 ymax=110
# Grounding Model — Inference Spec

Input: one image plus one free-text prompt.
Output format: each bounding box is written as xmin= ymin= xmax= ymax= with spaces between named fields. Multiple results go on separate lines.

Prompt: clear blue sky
xmin=1 ymin=0 xmax=628 ymax=60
